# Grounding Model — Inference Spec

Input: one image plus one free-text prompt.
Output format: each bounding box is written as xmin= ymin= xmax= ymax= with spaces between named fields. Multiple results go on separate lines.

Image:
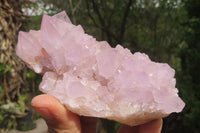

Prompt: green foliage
xmin=101 ymin=119 xmax=121 ymax=133
xmin=170 ymin=55 xmax=182 ymax=72
xmin=27 ymin=15 xmax=43 ymax=30
xmin=26 ymin=70 xmax=42 ymax=93
xmin=0 ymin=85 xmax=3 ymax=95
xmin=0 ymin=102 xmax=17 ymax=131
xmin=0 ymin=94 xmax=30 ymax=131
xmin=0 ymin=63 xmax=11 ymax=75
xmin=16 ymin=94 xmax=29 ymax=114
xmin=27 ymin=71 xmax=36 ymax=79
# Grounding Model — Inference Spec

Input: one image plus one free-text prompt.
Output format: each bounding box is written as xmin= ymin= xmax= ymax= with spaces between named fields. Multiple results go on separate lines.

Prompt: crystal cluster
xmin=16 ymin=11 xmax=185 ymax=126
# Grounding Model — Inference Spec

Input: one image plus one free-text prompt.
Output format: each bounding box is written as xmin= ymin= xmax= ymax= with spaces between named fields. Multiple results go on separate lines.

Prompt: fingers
xmin=80 ymin=116 xmax=98 ymax=133
xmin=31 ymin=94 xmax=81 ymax=133
xmin=138 ymin=119 xmax=162 ymax=133
xmin=117 ymin=124 xmax=139 ymax=133
xmin=117 ymin=119 xmax=162 ymax=133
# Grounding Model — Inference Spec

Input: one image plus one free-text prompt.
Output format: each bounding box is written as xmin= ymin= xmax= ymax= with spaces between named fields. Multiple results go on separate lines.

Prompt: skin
xmin=32 ymin=94 xmax=163 ymax=133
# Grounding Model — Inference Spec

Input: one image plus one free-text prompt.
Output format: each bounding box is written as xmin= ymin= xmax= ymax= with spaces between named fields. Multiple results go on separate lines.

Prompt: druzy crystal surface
xmin=16 ymin=11 xmax=185 ymax=126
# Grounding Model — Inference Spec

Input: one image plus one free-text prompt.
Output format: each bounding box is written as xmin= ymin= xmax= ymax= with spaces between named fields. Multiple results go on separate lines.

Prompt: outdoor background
xmin=0 ymin=0 xmax=200 ymax=133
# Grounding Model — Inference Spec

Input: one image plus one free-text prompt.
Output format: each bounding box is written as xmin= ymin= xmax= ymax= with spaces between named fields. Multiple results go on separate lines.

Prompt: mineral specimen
xmin=16 ymin=11 xmax=185 ymax=126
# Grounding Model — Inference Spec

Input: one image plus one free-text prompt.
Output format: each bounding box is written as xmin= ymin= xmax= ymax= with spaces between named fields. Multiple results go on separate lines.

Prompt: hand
xmin=31 ymin=94 xmax=162 ymax=133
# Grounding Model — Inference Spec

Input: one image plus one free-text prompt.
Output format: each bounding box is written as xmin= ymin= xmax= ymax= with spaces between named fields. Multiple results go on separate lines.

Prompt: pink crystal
xmin=16 ymin=11 xmax=185 ymax=126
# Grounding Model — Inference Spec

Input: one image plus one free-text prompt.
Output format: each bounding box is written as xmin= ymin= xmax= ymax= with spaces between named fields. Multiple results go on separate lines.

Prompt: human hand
xmin=31 ymin=94 xmax=162 ymax=133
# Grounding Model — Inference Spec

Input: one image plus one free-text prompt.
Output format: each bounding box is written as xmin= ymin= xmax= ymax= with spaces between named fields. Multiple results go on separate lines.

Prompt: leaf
xmin=0 ymin=63 xmax=5 ymax=71
xmin=0 ymin=63 xmax=11 ymax=75
xmin=26 ymin=71 xmax=36 ymax=79
xmin=0 ymin=63 xmax=6 ymax=75
xmin=3 ymin=64 xmax=11 ymax=74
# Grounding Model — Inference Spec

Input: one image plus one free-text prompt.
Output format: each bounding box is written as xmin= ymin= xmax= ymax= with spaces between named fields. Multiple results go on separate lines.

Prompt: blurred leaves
xmin=26 ymin=71 xmax=36 ymax=79
xmin=0 ymin=63 xmax=11 ymax=75
xmin=0 ymin=93 xmax=31 ymax=131
xmin=101 ymin=119 xmax=121 ymax=133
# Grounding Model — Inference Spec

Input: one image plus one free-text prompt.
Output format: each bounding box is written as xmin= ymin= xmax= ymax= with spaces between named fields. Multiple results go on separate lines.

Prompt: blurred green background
xmin=0 ymin=0 xmax=200 ymax=132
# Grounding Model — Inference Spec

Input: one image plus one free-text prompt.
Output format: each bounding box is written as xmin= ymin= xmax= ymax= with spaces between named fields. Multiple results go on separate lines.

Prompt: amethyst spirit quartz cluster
xmin=16 ymin=11 xmax=185 ymax=126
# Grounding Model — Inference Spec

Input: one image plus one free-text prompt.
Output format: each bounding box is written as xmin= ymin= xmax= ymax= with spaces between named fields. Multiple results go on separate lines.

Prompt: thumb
xmin=31 ymin=94 xmax=81 ymax=133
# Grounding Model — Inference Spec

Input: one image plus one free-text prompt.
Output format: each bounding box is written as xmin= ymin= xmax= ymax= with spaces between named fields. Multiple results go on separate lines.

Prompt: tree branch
xmin=118 ymin=0 xmax=133 ymax=44
xmin=91 ymin=0 xmax=105 ymax=29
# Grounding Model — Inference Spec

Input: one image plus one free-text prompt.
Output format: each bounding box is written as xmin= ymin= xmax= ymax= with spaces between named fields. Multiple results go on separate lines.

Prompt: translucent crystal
xmin=16 ymin=11 xmax=185 ymax=126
